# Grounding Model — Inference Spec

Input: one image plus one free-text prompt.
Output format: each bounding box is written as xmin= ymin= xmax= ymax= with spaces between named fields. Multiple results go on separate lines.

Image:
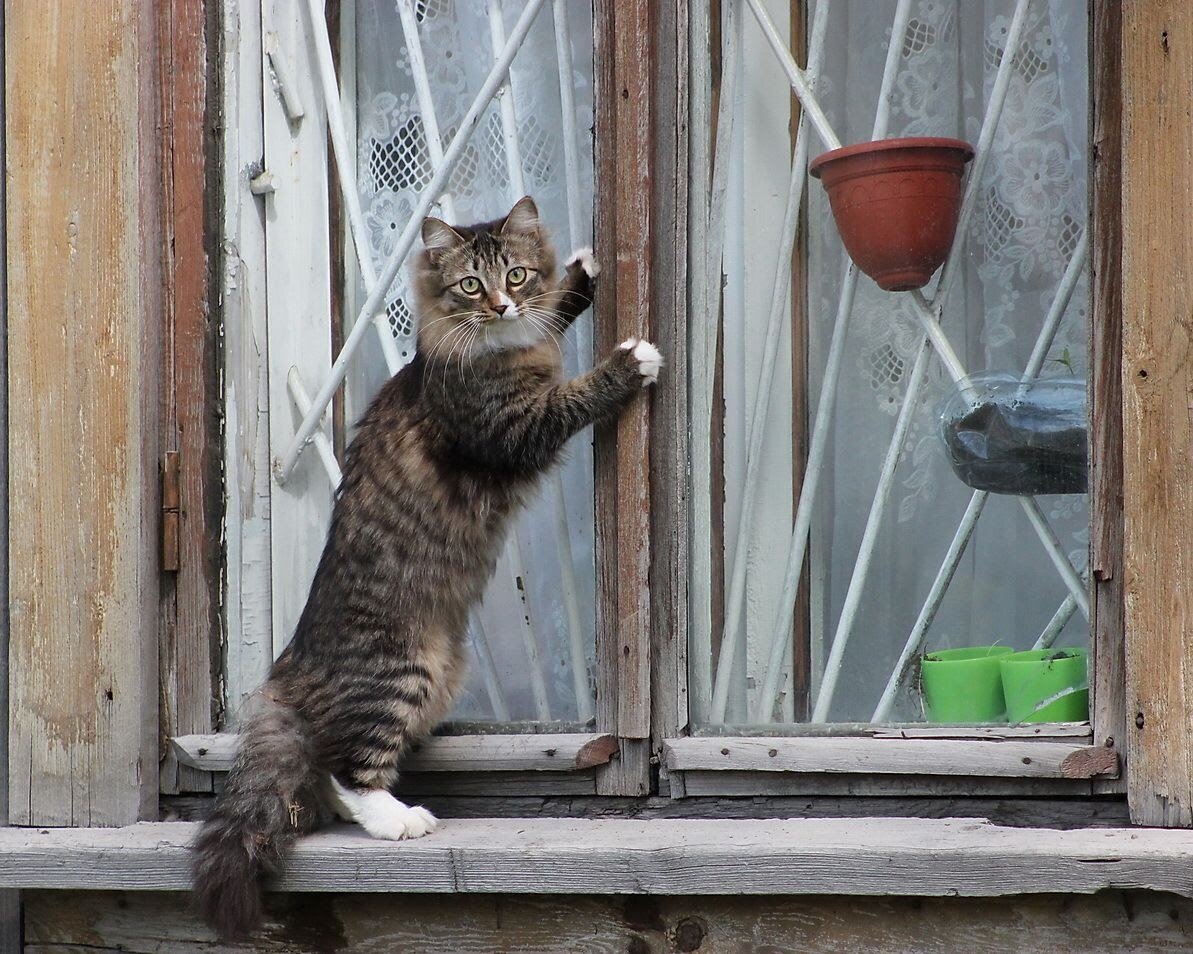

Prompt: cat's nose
xmin=493 ymin=303 xmax=508 ymax=316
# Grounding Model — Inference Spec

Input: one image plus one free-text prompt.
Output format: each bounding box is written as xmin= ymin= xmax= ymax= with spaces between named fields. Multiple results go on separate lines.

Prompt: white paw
xmin=619 ymin=337 xmax=662 ymax=387
xmin=566 ymin=246 xmax=600 ymax=278
xmin=328 ymin=777 xmax=438 ymax=841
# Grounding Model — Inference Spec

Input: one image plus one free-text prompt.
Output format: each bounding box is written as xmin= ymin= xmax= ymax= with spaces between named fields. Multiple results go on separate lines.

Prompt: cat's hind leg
xmin=327 ymin=774 xmax=438 ymax=841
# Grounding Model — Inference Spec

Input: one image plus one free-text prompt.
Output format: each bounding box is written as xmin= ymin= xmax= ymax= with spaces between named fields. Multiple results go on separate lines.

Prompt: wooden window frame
xmin=653 ymin=0 xmax=1132 ymax=800
xmin=9 ymin=0 xmax=1193 ymax=832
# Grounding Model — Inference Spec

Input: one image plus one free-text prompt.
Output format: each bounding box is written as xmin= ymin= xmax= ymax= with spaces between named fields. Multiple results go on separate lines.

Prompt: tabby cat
xmin=192 ymin=196 xmax=660 ymax=938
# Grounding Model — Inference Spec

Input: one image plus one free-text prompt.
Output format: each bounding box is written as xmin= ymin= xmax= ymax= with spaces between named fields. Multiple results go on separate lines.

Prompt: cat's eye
xmin=459 ymin=276 xmax=483 ymax=295
xmin=506 ymin=266 xmax=528 ymax=287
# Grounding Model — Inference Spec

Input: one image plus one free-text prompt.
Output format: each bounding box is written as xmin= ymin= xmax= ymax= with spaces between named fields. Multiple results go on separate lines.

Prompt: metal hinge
xmin=162 ymin=451 xmax=180 ymax=573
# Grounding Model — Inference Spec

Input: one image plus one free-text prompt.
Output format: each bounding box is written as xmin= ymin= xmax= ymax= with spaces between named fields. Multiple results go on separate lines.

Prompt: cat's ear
xmin=422 ymin=217 xmax=465 ymax=252
xmin=498 ymin=195 xmax=540 ymax=236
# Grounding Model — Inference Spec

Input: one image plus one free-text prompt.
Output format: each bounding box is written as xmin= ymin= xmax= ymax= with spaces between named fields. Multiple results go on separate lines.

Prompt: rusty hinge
xmin=162 ymin=451 xmax=180 ymax=573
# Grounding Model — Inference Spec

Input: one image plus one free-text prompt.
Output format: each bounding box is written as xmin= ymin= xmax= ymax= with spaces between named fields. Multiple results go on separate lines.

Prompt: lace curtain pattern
xmin=803 ymin=0 xmax=1090 ymax=721
xmin=353 ymin=1 xmax=597 ymax=721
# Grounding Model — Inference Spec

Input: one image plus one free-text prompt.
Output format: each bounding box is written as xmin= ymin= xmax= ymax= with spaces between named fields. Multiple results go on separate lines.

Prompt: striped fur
xmin=192 ymin=196 xmax=658 ymax=939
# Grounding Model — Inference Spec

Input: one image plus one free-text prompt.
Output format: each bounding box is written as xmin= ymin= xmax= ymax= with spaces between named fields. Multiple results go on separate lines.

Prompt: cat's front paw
xmin=619 ymin=337 xmax=663 ymax=387
xmin=566 ymin=246 xmax=600 ymax=278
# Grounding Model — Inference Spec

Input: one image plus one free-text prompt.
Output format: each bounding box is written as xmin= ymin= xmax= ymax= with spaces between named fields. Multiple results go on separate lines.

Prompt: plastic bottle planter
xmin=809 ymin=137 xmax=975 ymax=291
xmin=999 ymin=649 xmax=1089 ymax=724
xmin=919 ymin=646 xmax=1013 ymax=723
xmin=939 ymin=373 xmax=1087 ymax=496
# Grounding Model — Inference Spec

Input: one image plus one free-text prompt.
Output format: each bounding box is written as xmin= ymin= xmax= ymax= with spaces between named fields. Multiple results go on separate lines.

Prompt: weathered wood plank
xmin=695 ymin=722 xmax=1094 ymax=740
xmin=674 ymin=771 xmax=1097 ymax=799
xmin=0 ymin=4 xmax=19 ymax=933
xmin=4 ymin=818 xmax=1193 ymax=897
xmin=156 ymin=0 xmax=220 ymax=800
xmin=664 ymin=737 xmax=1118 ymax=779
xmin=6 ymin=0 xmax=160 ymax=825
xmin=593 ymin=0 xmax=653 ymax=796
xmin=1120 ymin=1 xmax=1193 ymax=827
xmin=1090 ymin=0 xmax=1127 ymax=798
xmin=24 ymin=890 xmax=1193 ymax=954
xmin=261 ymin=0 xmax=336 ymax=658
xmin=171 ymin=733 xmax=619 ymax=773
xmin=161 ymin=791 xmax=1135 ymax=829
xmin=648 ymin=0 xmax=691 ymax=792
xmin=220 ymin=0 xmax=275 ymax=723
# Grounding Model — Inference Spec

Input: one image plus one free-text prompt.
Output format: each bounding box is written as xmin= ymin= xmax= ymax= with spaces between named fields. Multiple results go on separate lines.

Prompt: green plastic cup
xmin=999 ymin=649 xmax=1089 ymax=724
xmin=920 ymin=646 xmax=1013 ymax=723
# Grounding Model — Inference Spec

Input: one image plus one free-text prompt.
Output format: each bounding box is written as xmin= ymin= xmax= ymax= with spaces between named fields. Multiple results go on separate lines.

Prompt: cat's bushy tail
xmin=191 ymin=689 xmax=319 ymax=940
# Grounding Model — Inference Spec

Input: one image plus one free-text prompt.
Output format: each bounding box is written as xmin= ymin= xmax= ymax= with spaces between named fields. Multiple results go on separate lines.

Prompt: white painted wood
xmin=171 ymin=732 xmax=617 ymax=774
xmin=262 ymin=0 xmax=337 ymax=657
xmin=222 ymin=0 xmax=275 ymax=721
xmin=4 ymin=817 xmax=1192 ymax=897
xmin=664 ymin=737 xmax=1117 ymax=779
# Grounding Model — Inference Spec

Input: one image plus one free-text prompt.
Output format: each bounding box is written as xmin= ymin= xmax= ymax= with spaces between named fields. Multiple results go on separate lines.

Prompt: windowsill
xmin=2 ymin=817 xmax=1191 ymax=897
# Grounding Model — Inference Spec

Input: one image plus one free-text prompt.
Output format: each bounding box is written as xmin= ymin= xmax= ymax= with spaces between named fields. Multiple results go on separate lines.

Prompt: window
xmin=208 ymin=0 xmax=1120 ymax=807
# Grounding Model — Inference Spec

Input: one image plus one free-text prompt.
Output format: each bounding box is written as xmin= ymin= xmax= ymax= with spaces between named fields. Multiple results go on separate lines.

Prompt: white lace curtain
xmin=805 ymin=0 xmax=1090 ymax=721
xmin=352 ymin=1 xmax=597 ymax=721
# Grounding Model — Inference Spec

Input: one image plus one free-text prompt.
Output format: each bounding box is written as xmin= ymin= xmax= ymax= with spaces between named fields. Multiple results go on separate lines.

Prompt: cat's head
xmin=414 ymin=196 xmax=559 ymax=358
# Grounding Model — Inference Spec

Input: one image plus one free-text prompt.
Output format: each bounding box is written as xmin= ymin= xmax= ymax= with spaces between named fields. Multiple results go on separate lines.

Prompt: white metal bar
xmin=1019 ymin=496 xmax=1091 ymax=619
xmin=265 ymin=31 xmax=306 ymax=122
xmin=871 ymin=490 xmax=989 ymax=721
xmin=550 ymin=0 xmax=592 ymax=369
xmin=286 ymin=367 xmax=342 ymax=487
xmin=471 ymin=616 xmax=511 ymax=721
xmin=931 ymin=0 xmax=1033 ymax=311
xmin=304 ymin=0 xmax=401 ymax=375
xmin=811 ymin=339 xmax=934 ymax=722
xmin=489 ymin=0 xmax=526 ymax=196
xmin=743 ymin=0 xmax=840 ymax=151
xmin=552 ymin=0 xmax=584 ymax=252
xmin=1022 ymin=229 xmax=1091 ymax=385
xmin=1033 ymin=593 xmax=1080 ymax=651
xmin=278 ymin=0 xmax=548 ymax=482
xmin=687 ymin=0 xmax=717 ymax=722
xmin=709 ymin=0 xmax=833 ymax=722
xmin=397 ymin=0 xmax=457 ymax=223
xmin=751 ymin=0 xmax=914 ymax=722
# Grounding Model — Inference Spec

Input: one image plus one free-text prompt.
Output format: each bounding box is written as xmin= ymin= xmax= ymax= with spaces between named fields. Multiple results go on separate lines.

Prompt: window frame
xmin=177 ymin=0 xmax=1147 ymax=813
xmin=652 ymin=0 xmax=1128 ymax=799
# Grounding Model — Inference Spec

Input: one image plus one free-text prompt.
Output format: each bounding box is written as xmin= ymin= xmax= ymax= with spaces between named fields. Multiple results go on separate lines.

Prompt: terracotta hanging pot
xmin=809 ymin=137 xmax=975 ymax=292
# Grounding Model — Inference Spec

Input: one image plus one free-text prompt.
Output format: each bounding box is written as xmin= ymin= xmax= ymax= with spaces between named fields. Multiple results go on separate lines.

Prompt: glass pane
xmin=350 ymin=1 xmax=597 ymax=724
xmin=690 ymin=0 xmax=1091 ymax=727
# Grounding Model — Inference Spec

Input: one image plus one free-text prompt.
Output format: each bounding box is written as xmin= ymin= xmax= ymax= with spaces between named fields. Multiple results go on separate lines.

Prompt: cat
xmin=191 ymin=195 xmax=661 ymax=939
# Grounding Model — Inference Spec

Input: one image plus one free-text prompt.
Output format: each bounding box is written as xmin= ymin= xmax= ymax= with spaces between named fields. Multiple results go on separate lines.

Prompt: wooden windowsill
xmin=2 ymin=817 xmax=1191 ymax=897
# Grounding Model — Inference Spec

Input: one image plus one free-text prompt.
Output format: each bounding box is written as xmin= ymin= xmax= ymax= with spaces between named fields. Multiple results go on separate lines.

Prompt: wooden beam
xmin=171 ymin=732 xmax=620 ymax=774
xmin=1090 ymin=0 xmax=1127 ymax=795
xmin=594 ymin=0 xmax=653 ymax=796
xmin=6 ymin=0 xmax=161 ymax=825
xmin=648 ymin=0 xmax=690 ymax=783
xmin=664 ymin=737 xmax=1118 ymax=779
xmin=4 ymin=817 xmax=1193 ymax=897
xmin=24 ymin=889 xmax=1193 ymax=952
xmin=156 ymin=0 xmax=220 ymax=799
xmin=219 ymin=0 xmax=274 ymax=724
xmin=1120 ymin=1 xmax=1193 ymax=826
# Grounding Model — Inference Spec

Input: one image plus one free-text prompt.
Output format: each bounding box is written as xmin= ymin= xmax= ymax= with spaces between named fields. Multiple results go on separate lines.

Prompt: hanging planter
xmin=919 ymin=646 xmax=1012 ymax=723
xmin=939 ymin=373 xmax=1087 ymax=496
xmin=999 ymin=649 xmax=1089 ymax=724
xmin=809 ymin=137 xmax=975 ymax=291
